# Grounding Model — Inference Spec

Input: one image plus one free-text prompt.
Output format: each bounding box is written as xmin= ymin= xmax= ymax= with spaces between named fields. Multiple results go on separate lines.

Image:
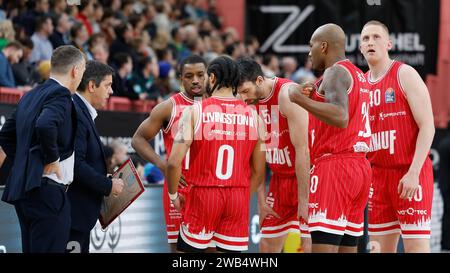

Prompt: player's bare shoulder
xmin=149 ymin=96 xmax=175 ymax=122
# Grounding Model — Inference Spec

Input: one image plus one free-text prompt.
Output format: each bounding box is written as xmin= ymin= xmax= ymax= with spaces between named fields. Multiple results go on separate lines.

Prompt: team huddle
xmin=132 ymin=21 xmax=435 ymax=253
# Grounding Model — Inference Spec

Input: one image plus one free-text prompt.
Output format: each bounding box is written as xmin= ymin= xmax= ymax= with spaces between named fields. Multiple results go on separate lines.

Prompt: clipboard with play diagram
xmin=99 ymin=158 xmax=145 ymax=229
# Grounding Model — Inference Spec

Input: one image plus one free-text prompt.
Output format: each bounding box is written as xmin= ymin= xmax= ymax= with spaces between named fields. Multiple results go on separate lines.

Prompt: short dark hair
xmin=70 ymin=22 xmax=84 ymax=39
xmin=113 ymin=52 xmax=131 ymax=69
xmin=236 ymin=57 xmax=264 ymax=85
xmin=138 ymin=56 xmax=152 ymax=71
xmin=78 ymin=60 xmax=114 ymax=92
xmin=262 ymin=54 xmax=276 ymax=66
xmin=51 ymin=45 xmax=85 ymax=74
xmin=206 ymin=56 xmax=239 ymax=95
xmin=363 ymin=20 xmax=390 ymax=35
xmin=178 ymin=54 xmax=207 ymax=76
xmin=35 ymin=15 xmax=52 ymax=32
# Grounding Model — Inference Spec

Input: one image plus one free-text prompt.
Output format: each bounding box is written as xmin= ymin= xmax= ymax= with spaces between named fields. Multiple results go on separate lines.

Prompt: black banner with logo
xmin=246 ymin=0 xmax=440 ymax=77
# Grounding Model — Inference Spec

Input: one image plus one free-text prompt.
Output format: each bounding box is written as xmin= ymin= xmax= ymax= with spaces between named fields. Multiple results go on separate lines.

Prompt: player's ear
xmin=387 ymin=39 xmax=393 ymax=51
xmin=209 ymin=72 xmax=216 ymax=85
xmin=321 ymin=42 xmax=328 ymax=54
xmin=256 ymin=76 xmax=264 ymax=86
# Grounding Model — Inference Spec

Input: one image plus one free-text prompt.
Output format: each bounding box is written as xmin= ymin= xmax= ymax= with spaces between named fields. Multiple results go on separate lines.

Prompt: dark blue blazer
xmin=68 ymin=94 xmax=112 ymax=232
xmin=0 ymin=79 xmax=76 ymax=204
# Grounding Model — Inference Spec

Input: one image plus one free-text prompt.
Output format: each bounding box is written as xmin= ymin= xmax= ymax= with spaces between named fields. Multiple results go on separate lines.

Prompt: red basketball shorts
xmin=179 ymin=186 xmax=250 ymax=251
xmin=300 ymin=154 xmax=372 ymax=238
xmin=260 ymin=174 xmax=300 ymax=238
xmin=368 ymin=158 xmax=434 ymax=239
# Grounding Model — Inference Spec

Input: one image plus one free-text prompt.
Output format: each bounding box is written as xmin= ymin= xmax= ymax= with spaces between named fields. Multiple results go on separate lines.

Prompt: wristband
xmin=169 ymin=192 xmax=179 ymax=201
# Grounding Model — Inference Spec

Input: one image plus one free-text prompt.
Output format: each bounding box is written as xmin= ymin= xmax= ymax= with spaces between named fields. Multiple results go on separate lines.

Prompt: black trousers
xmin=68 ymin=229 xmax=91 ymax=253
xmin=14 ymin=179 xmax=71 ymax=253
xmin=439 ymin=136 xmax=450 ymax=250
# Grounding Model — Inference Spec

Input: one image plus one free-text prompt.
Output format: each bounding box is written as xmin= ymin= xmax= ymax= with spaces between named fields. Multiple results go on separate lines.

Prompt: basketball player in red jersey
xmin=167 ymin=56 xmax=266 ymax=253
xmin=131 ymin=55 xmax=207 ymax=252
xmin=289 ymin=24 xmax=372 ymax=253
xmin=360 ymin=21 xmax=435 ymax=253
xmin=236 ymin=58 xmax=311 ymax=253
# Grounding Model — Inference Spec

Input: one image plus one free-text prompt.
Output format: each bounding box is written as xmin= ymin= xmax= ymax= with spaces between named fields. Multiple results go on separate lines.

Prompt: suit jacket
xmin=68 ymin=94 xmax=112 ymax=232
xmin=0 ymin=79 xmax=76 ymax=204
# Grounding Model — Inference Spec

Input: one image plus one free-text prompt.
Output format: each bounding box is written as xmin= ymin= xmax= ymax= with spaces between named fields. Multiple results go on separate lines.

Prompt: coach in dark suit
xmin=0 ymin=45 xmax=86 ymax=253
xmin=68 ymin=61 xmax=124 ymax=253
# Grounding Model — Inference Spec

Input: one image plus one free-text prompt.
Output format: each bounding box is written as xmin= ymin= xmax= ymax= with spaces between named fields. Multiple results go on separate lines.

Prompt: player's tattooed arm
xmin=289 ymin=65 xmax=350 ymax=128
xmin=174 ymin=106 xmax=195 ymax=144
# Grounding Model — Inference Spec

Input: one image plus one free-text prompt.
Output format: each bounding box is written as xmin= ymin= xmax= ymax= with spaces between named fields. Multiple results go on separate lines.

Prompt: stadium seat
xmin=0 ymin=88 xmax=24 ymax=104
xmin=107 ymin=97 xmax=132 ymax=112
xmin=132 ymin=100 xmax=157 ymax=113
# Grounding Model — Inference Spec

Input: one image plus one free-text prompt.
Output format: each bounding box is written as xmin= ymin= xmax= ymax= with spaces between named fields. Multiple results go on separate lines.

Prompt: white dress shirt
xmin=42 ymin=77 xmax=75 ymax=185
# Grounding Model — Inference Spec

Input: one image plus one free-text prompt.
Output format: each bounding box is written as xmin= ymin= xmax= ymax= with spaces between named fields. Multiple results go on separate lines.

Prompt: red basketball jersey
xmin=257 ymin=77 xmax=297 ymax=175
xmin=366 ymin=61 xmax=422 ymax=168
xmin=163 ymin=92 xmax=194 ymax=172
xmin=309 ymin=60 xmax=371 ymax=161
xmin=186 ymin=96 xmax=259 ymax=187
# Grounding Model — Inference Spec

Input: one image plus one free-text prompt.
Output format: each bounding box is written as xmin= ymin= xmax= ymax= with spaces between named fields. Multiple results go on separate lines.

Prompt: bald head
xmin=311 ymin=23 xmax=346 ymax=53
xmin=308 ymin=23 xmax=347 ymax=71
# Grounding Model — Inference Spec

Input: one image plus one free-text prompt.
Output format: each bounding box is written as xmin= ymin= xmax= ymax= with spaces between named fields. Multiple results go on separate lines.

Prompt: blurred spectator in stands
xmin=129 ymin=12 xmax=147 ymax=39
xmin=99 ymin=9 xmax=119 ymax=45
xmin=91 ymin=2 xmax=104 ymax=34
xmin=109 ymin=140 xmax=129 ymax=171
xmin=292 ymin=56 xmax=316 ymax=84
xmin=109 ymin=21 xmax=134 ymax=62
xmin=169 ymin=26 xmax=188 ymax=62
xmin=439 ymin=125 xmax=450 ymax=252
xmin=0 ymin=41 xmax=22 ymax=87
xmin=130 ymin=37 xmax=159 ymax=76
xmin=186 ymin=37 xmax=205 ymax=57
xmin=49 ymin=12 xmax=72 ymax=49
xmin=207 ymin=0 xmax=222 ymax=30
xmin=154 ymin=48 xmax=178 ymax=99
xmin=86 ymin=33 xmax=107 ymax=60
xmin=203 ymin=35 xmax=223 ymax=63
xmin=261 ymin=54 xmax=279 ymax=78
xmin=199 ymin=18 xmax=214 ymax=38
xmin=111 ymin=52 xmax=137 ymax=100
xmin=143 ymin=4 xmax=157 ymax=39
xmin=281 ymin=56 xmax=298 ymax=80
xmin=153 ymin=0 xmax=171 ymax=35
xmin=107 ymin=0 xmax=122 ymax=16
xmin=76 ymin=0 xmax=94 ymax=36
xmin=13 ymin=24 xmax=28 ymax=42
xmin=120 ymin=0 xmax=135 ymax=21
xmin=70 ymin=22 xmax=89 ymax=53
xmin=144 ymin=162 xmax=164 ymax=185
xmin=130 ymin=56 xmax=161 ymax=102
xmin=0 ymin=20 xmax=15 ymax=50
xmin=91 ymin=43 xmax=110 ymax=65
xmin=225 ymin=41 xmax=245 ymax=60
xmin=245 ymin=36 xmax=260 ymax=56
xmin=12 ymin=38 xmax=40 ymax=87
xmin=14 ymin=0 xmax=50 ymax=36
xmin=48 ymin=0 xmax=67 ymax=18
xmin=29 ymin=15 xmax=54 ymax=64
xmin=0 ymin=0 xmax=5 ymax=21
